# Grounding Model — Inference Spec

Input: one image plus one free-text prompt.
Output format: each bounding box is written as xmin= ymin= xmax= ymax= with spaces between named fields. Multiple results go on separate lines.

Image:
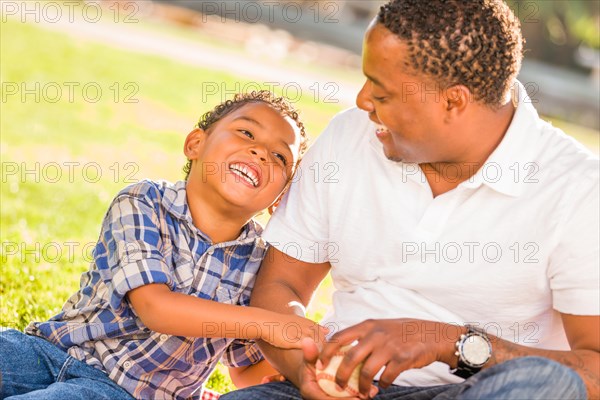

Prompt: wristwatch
xmin=452 ymin=325 xmax=492 ymax=379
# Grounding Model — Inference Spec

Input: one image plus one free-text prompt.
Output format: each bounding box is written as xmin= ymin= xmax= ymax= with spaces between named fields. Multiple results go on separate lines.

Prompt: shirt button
xmin=123 ymin=361 xmax=132 ymax=369
xmin=207 ymin=248 xmax=214 ymax=256
xmin=160 ymin=334 xmax=168 ymax=341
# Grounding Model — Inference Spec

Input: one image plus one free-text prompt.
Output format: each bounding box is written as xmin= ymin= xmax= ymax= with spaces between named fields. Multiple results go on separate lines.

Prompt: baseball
xmin=316 ymin=345 xmax=362 ymax=398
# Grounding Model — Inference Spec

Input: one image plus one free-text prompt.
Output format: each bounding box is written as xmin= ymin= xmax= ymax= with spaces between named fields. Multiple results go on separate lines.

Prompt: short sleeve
xmin=94 ymin=193 xmax=176 ymax=316
xmin=263 ymin=115 xmax=341 ymax=264
xmin=221 ymin=339 xmax=264 ymax=367
xmin=549 ymin=176 xmax=600 ymax=315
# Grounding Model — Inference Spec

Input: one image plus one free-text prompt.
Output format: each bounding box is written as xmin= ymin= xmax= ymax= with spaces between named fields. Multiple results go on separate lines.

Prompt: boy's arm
xmin=227 ymin=360 xmax=280 ymax=388
xmin=126 ymin=284 xmax=327 ymax=350
xmin=100 ymin=191 xmax=326 ymax=348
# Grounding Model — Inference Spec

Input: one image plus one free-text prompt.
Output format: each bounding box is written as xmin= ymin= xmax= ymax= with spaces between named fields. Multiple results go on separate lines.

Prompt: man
xmin=222 ymin=0 xmax=599 ymax=399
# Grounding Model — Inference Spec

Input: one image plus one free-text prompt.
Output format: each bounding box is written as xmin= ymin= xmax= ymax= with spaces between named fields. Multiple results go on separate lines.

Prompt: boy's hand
xmin=260 ymin=314 xmax=328 ymax=350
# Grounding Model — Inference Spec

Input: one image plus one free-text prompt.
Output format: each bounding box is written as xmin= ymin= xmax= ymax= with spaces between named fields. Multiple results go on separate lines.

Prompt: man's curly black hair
xmin=377 ymin=0 xmax=524 ymax=107
xmin=183 ymin=90 xmax=308 ymax=180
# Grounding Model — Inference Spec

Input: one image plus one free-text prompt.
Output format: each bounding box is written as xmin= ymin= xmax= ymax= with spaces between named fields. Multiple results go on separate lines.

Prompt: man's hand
xmin=319 ymin=319 xmax=463 ymax=398
xmin=260 ymin=373 xmax=286 ymax=384
xmin=296 ymin=338 xmax=378 ymax=400
xmin=320 ymin=316 xmax=600 ymax=399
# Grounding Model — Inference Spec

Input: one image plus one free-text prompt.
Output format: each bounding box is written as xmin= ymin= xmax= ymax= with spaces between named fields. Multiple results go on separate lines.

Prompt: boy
xmin=0 ymin=91 xmax=327 ymax=399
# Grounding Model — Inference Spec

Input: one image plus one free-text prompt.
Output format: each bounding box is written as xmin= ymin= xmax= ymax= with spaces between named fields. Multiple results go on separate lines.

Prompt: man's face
xmin=356 ymin=23 xmax=452 ymax=164
xmin=186 ymin=102 xmax=300 ymax=214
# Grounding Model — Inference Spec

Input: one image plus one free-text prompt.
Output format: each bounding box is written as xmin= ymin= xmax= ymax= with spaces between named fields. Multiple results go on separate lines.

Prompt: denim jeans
xmin=221 ymin=356 xmax=587 ymax=400
xmin=0 ymin=329 xmax=133 ymax=399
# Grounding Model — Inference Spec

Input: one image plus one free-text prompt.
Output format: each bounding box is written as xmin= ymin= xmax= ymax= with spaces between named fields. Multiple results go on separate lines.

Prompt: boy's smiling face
xmin=184 ymin=102 xmax=301 ymax=216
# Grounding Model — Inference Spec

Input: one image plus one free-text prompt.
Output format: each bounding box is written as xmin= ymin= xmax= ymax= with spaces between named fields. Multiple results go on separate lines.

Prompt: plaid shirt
xmin=26 ymin=180 xmax=267 ymax=399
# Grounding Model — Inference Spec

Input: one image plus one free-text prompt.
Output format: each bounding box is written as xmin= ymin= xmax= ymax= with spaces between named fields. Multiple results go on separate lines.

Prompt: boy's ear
xmin=184 ymin=128 xmax=206 ymax=160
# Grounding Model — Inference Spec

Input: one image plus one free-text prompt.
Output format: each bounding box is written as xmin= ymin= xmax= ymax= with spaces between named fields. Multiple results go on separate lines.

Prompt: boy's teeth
xmin=230 ymin=163 xmax=258 ymax=187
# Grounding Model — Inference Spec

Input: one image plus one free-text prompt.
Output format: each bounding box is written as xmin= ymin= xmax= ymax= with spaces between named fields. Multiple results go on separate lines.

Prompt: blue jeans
xmin=221 ymin=356 xmax=587 ymax=399
xmin=0 ymin=329 xmax=133 ymax=399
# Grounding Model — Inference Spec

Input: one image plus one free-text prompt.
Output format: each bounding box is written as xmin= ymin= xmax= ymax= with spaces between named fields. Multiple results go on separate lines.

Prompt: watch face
xmin=461 ymin=334 xmax=491 ymax=367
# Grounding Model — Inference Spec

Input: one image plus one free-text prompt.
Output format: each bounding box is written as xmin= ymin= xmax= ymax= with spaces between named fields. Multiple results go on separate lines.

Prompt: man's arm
xmin=249 ymin=247 xmax=341 ymax=398
xmin=487 ymin=313 xmax=599 ymax=399
xmin=227 ymin=360 xmax=279 ymax=388
xmin=127 ymin=283 xmax=327 ymax=350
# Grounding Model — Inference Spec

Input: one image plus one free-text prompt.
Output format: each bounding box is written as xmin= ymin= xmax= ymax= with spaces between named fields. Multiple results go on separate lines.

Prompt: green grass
xmin=0 ymin=17 xmax=340 ymax=393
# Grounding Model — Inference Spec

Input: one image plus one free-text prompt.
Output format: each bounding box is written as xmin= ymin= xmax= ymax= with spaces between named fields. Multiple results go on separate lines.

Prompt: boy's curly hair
xmin=183 ymin=90 xmax=308 ymax=180
xmin=378 ymin=0 xmax=524 ymax=107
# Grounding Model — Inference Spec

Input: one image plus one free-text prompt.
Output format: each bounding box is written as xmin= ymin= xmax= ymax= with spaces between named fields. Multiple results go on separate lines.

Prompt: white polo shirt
xmin=263 ymin=83 xmax=599 ymax=386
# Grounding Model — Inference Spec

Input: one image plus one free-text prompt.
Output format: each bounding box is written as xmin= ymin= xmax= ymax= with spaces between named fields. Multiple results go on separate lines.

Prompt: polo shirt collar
xmin=160 ymin=180 xmax=262 ymax=243
xmin=460 ymin=81 xmax=541 ymax=197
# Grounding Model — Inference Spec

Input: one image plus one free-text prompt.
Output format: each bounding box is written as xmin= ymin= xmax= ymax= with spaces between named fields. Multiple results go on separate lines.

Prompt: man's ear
xmin=183 ymin=128 xmax=206 ymax=160
xmin=443 ymin=85 xmax=471 ymax=121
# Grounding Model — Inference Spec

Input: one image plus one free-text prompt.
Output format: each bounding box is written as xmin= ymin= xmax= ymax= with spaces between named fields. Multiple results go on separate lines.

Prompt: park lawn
xmin=0 ymin=17 xmax=340 ymax=393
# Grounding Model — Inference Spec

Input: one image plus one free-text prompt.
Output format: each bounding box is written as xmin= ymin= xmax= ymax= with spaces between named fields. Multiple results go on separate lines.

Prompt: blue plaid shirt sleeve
xmin=95 ymin=193 xmax=176 ymax=316
xmin=221 ymin=339 xmax=264 ymax=367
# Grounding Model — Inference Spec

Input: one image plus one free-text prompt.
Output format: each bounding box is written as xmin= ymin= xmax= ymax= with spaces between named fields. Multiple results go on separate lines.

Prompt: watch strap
xmin=454 ymin=360 xmax=480 ymax=379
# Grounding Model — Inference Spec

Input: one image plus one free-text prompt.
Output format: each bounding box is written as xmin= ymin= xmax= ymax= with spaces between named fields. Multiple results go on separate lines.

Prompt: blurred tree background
xmin=506 ymin=0 xmax=599 ymax=71
xmin=170 ymin=0 xmax=599 ymax=128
